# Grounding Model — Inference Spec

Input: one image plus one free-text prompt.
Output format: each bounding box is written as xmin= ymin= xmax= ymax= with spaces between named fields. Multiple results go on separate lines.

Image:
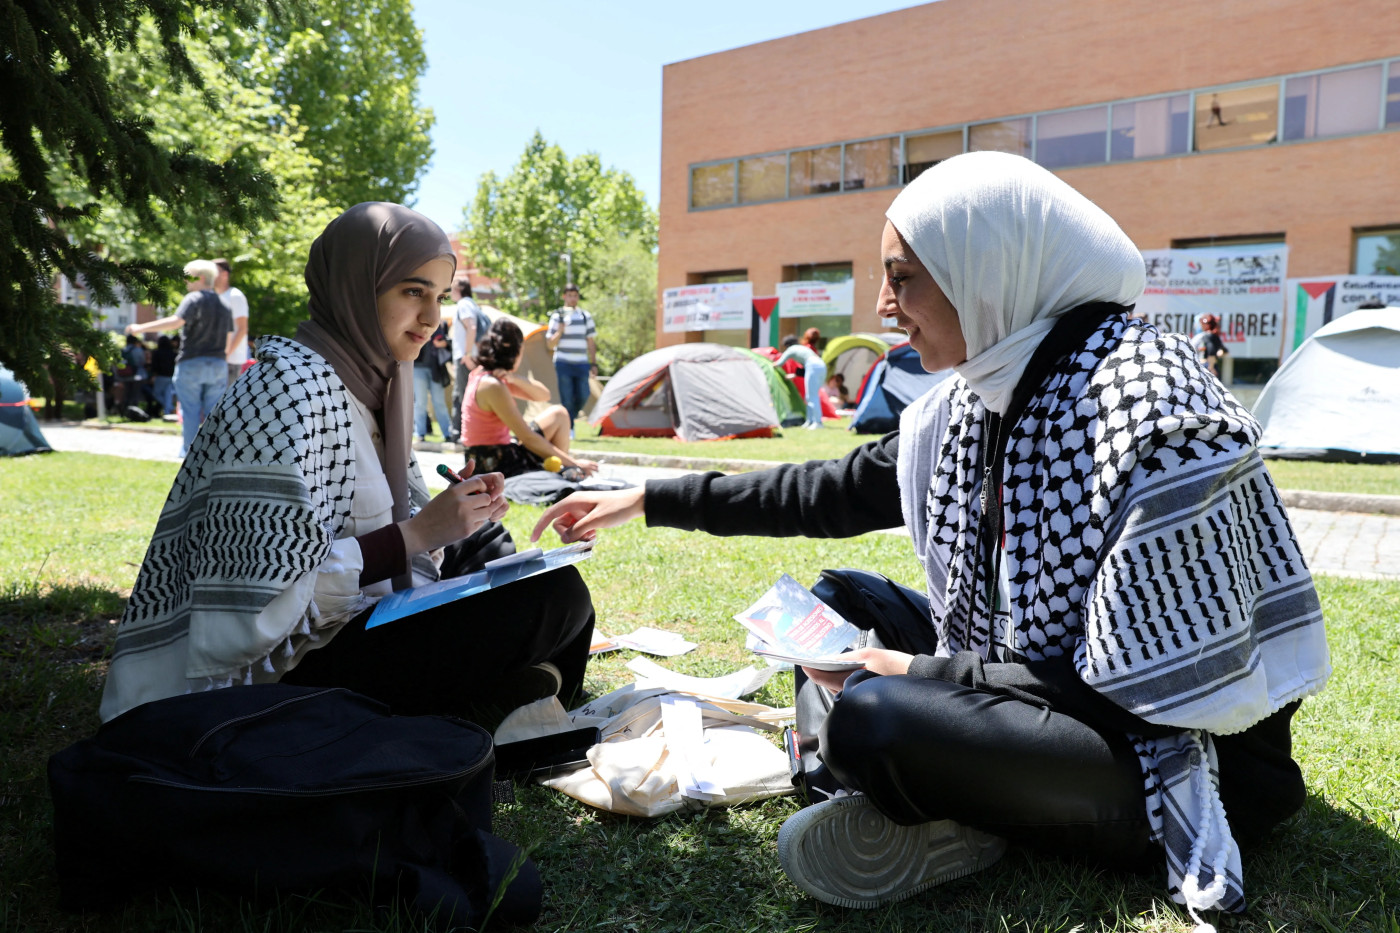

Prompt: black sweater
xmin=641 ymin=433 xmax=1305 ymax=845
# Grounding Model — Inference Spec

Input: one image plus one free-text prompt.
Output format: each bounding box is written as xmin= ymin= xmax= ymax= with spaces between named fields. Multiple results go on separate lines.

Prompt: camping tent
xmin=590 ymin=343 xmax=781 ymax=441
xmin=1252 ymin=307 xmax=1400 ymax=462
xmin=822 ymin=334 xmax=894 ymax=403
xmin=849 ymin=342 xmax=953 ymax=434
xmin=1 ymin=366 xmax=53 ymax=456
xmin=737 ymin=348 xmax=806 ymax=427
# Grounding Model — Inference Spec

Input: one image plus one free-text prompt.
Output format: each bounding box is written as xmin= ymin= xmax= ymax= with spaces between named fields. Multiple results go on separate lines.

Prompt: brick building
xmin=657 ymin=0 xmax=1400 ymax=378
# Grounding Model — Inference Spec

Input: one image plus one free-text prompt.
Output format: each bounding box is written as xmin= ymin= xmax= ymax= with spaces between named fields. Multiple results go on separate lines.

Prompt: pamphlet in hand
xmin=365 ymin=540 xmax=595 ymax=629
xmin=735 ymin=574 xmax=863 ymax=671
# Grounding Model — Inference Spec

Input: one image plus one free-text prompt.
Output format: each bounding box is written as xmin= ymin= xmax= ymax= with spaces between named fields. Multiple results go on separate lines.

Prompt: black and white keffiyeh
xmin=101 ymin=337 xmax=432 ymax=722
xmin=899 ymin=315 xmax=1330 ymax=918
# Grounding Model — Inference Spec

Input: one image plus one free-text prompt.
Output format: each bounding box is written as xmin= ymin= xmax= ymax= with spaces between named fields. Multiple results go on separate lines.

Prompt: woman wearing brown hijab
xmin=102 ymin=203 xmax=595 ymax=724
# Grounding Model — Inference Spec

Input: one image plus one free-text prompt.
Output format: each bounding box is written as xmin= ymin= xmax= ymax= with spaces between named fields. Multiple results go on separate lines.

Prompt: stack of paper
xmin=734 ymin=574 xmax=865 ymax=671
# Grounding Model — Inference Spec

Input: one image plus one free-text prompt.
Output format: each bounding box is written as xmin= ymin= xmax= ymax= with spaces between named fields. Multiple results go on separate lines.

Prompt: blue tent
xmin=848 ymin=343 xmax=952 ymax=434
xmin=1 ymin=366 xmax=53 ymax=456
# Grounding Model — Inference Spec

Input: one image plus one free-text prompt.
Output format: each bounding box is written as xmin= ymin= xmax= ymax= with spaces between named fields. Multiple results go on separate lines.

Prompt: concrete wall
xmin=658 ymin=0 xmax=1400 ymax=344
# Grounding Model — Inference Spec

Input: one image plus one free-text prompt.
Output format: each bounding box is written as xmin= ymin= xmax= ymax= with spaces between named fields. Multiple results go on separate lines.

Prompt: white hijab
xmin=886 ymin=151 xmax=1146 ymax=413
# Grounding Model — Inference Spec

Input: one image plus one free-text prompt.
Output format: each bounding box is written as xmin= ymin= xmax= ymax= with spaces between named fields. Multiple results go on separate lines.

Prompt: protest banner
xmin=1138 ymin=245 xmax=1288 ymax=357
xmin=662 ymin=282 xmax=753 ymax=333
xmin=776 ymin=280 xmax=854 ymax=318
xmin=1282 ymin=275 xmax=1400 ymax=359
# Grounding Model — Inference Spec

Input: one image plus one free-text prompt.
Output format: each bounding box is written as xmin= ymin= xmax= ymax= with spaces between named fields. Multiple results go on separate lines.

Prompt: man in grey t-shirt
xmin=126 ymin=259 xmax=233 ymax=457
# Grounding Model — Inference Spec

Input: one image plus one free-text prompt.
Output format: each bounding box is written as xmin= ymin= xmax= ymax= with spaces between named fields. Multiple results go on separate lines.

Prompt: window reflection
xmin=1035 ymin=106 xmax=1107 ymax=168
xmin=738 ymin=154 xmax=787 ymax=203
xmin=1111 ymin=95 xmax=1190 ymax=160
xmin=1284 ymin=66 xmax=1383 ymax=140
xmin=904 ymin=130 xmax=962 ymax=183
xmin=790 ymin=146 xmax=842 ymax=196
xmin=1195 ymin=83 xmax=1280 ymax=151
xmin=843 ymin=138 xmax=898 ymax=190
xmin=690 ymin=163 xmax=735 ymax=208
xmin=969 ymin=118 xmax=1031 ymax=158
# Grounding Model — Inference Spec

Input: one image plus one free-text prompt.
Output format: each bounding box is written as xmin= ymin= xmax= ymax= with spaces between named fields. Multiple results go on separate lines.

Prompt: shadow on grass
xmin=4 ymin=584 xmax=1395 ymax=932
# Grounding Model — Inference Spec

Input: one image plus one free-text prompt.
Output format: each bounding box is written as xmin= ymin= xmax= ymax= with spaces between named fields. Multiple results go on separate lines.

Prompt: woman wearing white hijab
xmin=531 ymin=153 xmax=1329 ymax=927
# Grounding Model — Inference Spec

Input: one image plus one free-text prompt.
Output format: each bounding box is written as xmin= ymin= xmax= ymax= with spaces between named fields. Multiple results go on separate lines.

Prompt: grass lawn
xmin=2 ymin=450 xmax=1397 ymax=932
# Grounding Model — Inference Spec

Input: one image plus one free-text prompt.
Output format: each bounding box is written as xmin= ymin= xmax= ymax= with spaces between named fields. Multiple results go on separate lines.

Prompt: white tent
xmin=1253 ymin=307 xmax=1400 ymax=462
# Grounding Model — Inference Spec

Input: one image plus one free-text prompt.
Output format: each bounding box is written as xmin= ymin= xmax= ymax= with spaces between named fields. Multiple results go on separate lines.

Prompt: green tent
xmin=738 ymin=348 xmax=805 ymax=428
xmin=822 ymin=334 xmax=897 ymax=402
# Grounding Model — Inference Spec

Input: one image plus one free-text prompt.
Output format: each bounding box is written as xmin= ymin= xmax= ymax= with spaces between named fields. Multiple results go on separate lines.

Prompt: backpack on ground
xmin=48 ymin=683 xmax=540 ymax=929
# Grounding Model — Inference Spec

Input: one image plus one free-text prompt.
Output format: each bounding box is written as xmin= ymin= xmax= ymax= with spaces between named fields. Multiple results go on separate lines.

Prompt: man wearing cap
xmin=545 ymin=284 xmax=597 ymax=432
xmin=214 ymin=258 xmax=249 ymax=386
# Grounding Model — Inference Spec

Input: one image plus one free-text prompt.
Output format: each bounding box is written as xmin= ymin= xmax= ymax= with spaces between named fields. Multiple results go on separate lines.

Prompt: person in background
xmin=125 ymin=259 xmax=232 ymax=457
xmin=116 ymin=334 xmax=154 ymax=417
xmin=545 ymin=284 xmax=597 ymax=434
xmin=412 ymin=320 xmax=456 ymax=442
xmin=1191 ymin=313 xmax=1227 ymax=377
xmin=825 ymin=372 xmax=851 ymax=408
xmin=150 ymin=335 xmax=177 ymax=416
xmin=215 ymin=258 xmax=250 ymax=387
xmin=101 ymin=201 xmax=595 ymax=725
xmin=528 ymin=152 xmax=1328 ymax=927
xmin=777 ymin=329 xmax=828 ymax=429
xmin=462 ymin=318 xmax=598 ymax=479
xmin=449 ymin=278 xmax=490 ymax=434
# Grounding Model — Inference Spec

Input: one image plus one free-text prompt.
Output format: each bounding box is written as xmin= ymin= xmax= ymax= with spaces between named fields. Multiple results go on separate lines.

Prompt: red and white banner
xmin=1138 ymin=245 xmax=1288 ymax=357
xmin=662 ymin=282 xmax=753 ymax=333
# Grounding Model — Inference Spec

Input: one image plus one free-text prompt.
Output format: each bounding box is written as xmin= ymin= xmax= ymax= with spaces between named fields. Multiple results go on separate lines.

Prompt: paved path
xmin=37 ymin=424 xmax=1400 ymax=580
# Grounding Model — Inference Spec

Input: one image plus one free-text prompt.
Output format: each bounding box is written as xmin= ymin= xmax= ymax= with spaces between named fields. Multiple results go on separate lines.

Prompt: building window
xmin=843 ymin=137 xmax=899 ymax=190
xmin=1035 ymin=105 xmax=1107 ymax=168
xmin=1111 ymin=95 xmax=1190 ymax=160
xmin=738 ymin=154 xmax=786 ymax=203
xmin=789 ymin=146 xmax=842 ymax=196
xmin=969 ymin=118 xmax=1031 ymax=158
xmin=691 ymin=163 xmax=735 ymax=208
xmin=1283 ymin=65 xmax=1384 ymax=141
xmin=904 ymin=130 xmax=962 ymax=183
xmin=1387 ymin=60 xmax=1400 ymax=126
xmin=1172 ymin=233 xmax=1286 ymax=249
xmin=1195 ymin=82 xmax=1280 ymax=151
xmin=1355 ymin=228 xmax=1400 ymax=275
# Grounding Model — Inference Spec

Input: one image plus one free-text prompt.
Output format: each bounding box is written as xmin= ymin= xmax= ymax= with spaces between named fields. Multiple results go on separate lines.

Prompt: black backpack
xmin=48 ymin=683 xmax=540 ymax=929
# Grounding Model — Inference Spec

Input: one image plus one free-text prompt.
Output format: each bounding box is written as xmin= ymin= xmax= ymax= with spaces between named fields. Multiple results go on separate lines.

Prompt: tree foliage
xmin=1 ymin=0 xmax=293 ymax=392
xmin=257 ymin=0 xmax=434 ymax=209
xmin=580 ymin=233 xmax=657 ymax=376
xmin=463 ymin=132 xmax=657 ymax=321
xmin=57 ymin=15 xmax=340 ymax=339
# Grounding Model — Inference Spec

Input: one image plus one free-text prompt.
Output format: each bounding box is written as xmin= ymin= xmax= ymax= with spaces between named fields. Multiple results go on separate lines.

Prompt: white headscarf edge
xmin=886 ymin=152 xmax=1146 ymax=413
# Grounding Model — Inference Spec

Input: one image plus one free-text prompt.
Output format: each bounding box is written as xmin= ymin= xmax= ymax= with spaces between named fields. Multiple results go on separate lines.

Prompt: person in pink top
xmin=461 ymin=319 xmax=599 ymax=478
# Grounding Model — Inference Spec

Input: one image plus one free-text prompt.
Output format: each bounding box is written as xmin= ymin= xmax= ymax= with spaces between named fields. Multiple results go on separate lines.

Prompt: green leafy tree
xmin=59 ymin=16 xmax=339 ymax=339
xmin=1371 ymin=235 xmax=1400 ymax=277
xmin=579 ymin=233 xmax=657 ymax=376
xmin=0 ymin=0 xmax=294 ymax=394
xmin=257 ymin=0 xmax=434 ymax=209
xmin=463 ymin=132 xmax=657 ymax=321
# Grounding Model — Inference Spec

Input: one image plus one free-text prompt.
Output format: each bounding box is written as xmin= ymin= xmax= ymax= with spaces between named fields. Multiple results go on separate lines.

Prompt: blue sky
xmin=409 ymin=0 xmax=920 ymax=235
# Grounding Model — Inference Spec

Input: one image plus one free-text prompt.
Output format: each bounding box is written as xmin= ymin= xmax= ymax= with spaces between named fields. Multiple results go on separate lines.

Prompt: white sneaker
xmin=777 ymin=795 xmax=1006 ymax=909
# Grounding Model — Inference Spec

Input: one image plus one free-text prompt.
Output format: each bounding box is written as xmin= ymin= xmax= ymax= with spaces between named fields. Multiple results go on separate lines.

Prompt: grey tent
xmin=1253 ymin=306 xmax=1400 ymax=462
xmin=1 ymin=366 xmax=53 ymax=456
xmin=590 ymin=344 xmax=780 ymax=441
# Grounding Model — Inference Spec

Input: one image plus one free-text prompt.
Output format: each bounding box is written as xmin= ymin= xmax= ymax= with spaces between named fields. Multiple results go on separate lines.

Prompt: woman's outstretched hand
xmin=530 ymin=486 xmax=645 ymax=544
xmin=399 ymin=471 xmax=507 ymax=554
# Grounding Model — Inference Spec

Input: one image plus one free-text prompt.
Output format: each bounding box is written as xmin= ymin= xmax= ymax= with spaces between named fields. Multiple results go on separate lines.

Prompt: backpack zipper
xmin=187 ymin=688 xmax=343 ymax=758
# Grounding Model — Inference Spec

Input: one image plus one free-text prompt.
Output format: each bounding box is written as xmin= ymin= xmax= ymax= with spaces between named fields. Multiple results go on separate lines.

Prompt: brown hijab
xmin=296 ymin=202 xmax=456 ymax=535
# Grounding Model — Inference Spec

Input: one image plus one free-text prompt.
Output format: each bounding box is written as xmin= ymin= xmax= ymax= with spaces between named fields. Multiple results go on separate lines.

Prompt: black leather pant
xmin=802 ymin=569 xmax=1154 ymax=865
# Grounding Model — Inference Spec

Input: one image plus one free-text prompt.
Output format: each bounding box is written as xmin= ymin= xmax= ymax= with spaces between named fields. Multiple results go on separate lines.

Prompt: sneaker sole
xmin=778 ymin=797 xmax=1006 ymax=909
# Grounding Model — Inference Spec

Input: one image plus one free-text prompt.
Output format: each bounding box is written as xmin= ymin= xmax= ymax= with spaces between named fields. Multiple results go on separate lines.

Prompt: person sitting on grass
xmin=460 ymin=318 xmax=598 ymax=479
xmin=529 ymin=152 xmax=1329 ymax=928
xmin=101 ymin=202 xmax=595 ymax=725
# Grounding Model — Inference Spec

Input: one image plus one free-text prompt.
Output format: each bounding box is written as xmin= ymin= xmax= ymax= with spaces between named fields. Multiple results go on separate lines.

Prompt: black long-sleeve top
xmin=640 ymin=431 xmax=1305 ymax=845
